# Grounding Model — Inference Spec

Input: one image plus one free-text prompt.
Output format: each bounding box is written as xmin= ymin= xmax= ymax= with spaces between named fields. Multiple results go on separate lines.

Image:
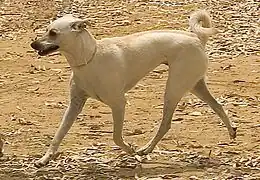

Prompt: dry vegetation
xmin=0 ymin=0 xmax=259 ymax=179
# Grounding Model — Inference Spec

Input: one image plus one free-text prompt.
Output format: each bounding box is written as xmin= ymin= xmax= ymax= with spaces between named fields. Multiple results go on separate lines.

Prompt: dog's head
xmin=31 ymin=14 xmax=91 ymax=56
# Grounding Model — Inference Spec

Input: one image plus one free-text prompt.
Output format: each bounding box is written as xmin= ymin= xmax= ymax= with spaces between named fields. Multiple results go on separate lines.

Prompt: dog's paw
xmin=34 ymin=154 xmax=52 ymax=168
xmin=126 ymin=144 xmax=136 ymax=154
xmin=229 ymin=126 xmax=237 ymax=140
xmin=136 ymin=145 xmax=153 ymax=156
xmin=136 ymin=149 xmax=151 ymax=156
xmin=34 ymin=160 xmax=48 ymax=168
xmin=136 ymin=150 xmax=148 ymax=156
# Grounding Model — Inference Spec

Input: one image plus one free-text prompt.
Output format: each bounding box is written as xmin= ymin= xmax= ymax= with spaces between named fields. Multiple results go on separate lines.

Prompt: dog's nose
xmin=31 ymin=40 xmax=40 ymax=50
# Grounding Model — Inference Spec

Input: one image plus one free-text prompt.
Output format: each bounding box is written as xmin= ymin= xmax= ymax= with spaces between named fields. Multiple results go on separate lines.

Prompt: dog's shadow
xmin=114 ymin=161 xmax=188 ymax=179
xmin=0 ymin=152 xmax=222 ymax=179
xmin=75 ymin=155 xmax=222 ymax=179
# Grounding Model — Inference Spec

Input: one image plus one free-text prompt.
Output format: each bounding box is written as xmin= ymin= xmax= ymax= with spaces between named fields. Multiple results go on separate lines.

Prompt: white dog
xmin=31 ymin=10 xmax=237 ymax=167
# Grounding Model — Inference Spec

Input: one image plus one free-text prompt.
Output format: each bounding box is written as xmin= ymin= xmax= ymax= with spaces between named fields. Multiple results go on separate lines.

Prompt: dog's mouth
xmin=38 ymin=45 xmax=60 ymax=56
xmin=31 ymin=40 xmax=60 ymax=56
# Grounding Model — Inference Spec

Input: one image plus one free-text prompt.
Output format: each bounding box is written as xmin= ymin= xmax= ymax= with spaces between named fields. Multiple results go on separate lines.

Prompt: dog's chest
xmin=72 ymin=68 xmax=103 ymax=102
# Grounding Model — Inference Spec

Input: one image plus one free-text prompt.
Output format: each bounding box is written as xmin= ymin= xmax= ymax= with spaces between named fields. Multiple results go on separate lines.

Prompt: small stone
xmin=189 ymin=176 xmax=199 ymax=180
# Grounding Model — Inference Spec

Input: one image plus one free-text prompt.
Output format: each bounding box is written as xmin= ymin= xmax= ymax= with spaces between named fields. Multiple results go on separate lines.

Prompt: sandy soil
xmin=0 ymin=0 xmax=259 ymax=179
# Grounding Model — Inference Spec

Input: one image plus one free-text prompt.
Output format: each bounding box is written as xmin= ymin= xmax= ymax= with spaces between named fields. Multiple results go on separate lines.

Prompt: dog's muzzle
xmin=31 ymin=40 xmax=59 ymax=56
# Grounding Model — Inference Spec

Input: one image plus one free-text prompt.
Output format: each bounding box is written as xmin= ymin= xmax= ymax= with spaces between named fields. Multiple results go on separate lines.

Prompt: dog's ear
xmin=70 ymin=19 xmax=91 ymax=32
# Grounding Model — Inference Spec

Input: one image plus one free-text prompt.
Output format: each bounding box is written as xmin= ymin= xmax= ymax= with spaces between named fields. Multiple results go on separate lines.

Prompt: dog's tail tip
xmin=189 ymin=10 xmax=218 ymax=43
xmin=189 ymin=10 xmax=213 ymax=28
xmin=214 ymin=28 xmax=223 ymax=34
xmin=202 ymin=27 xmax=220 ymax=36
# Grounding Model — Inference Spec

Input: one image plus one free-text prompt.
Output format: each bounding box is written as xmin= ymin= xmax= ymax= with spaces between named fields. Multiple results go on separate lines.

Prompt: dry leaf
xmin=189 ymin=111 xmax=202 ymax=116
xmin=18 ymin=118 xmax=34 ymax=125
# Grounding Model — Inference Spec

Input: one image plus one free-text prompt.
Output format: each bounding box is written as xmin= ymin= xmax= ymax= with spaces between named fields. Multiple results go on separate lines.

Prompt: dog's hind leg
xmin=191 ymin=78 xmax=237 ymax=139
xmin=137 ymin=92 xmax=180 ymax=155
xmin=137 ymin=59 xmax=204 ymax=155
xmin=35 ymin=81 xmax=89 ymax=168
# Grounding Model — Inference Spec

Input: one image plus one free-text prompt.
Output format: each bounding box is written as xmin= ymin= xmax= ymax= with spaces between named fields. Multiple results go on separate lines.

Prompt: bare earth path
xmin=0 ymin=0 xmax=259 ymax=179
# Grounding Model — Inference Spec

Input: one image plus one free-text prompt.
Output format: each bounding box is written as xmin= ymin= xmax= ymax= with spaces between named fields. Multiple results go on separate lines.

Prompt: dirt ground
xmin=0 ymin=0 xmax=259 ymax=179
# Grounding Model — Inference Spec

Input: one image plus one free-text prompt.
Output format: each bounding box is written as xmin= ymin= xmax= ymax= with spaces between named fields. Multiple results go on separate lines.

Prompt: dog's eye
xmin=49 ymin=29 xmax=57 ymax=37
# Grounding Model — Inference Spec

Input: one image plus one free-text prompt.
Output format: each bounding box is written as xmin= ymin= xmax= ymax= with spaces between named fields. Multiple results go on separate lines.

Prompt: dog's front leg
xmin=111 ymin=101 xmax=135 ymax=154
xmin=35 ymin=83 xmax=88 ymax=168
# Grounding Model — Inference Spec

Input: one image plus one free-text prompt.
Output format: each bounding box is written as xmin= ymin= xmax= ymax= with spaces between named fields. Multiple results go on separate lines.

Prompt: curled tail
xmin=189 ymin=10 xmax=219 ymax=46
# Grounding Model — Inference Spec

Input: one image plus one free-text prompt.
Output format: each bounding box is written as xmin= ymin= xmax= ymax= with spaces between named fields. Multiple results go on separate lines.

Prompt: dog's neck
xmin=61 ymin=30 xmax=96 ymax=67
